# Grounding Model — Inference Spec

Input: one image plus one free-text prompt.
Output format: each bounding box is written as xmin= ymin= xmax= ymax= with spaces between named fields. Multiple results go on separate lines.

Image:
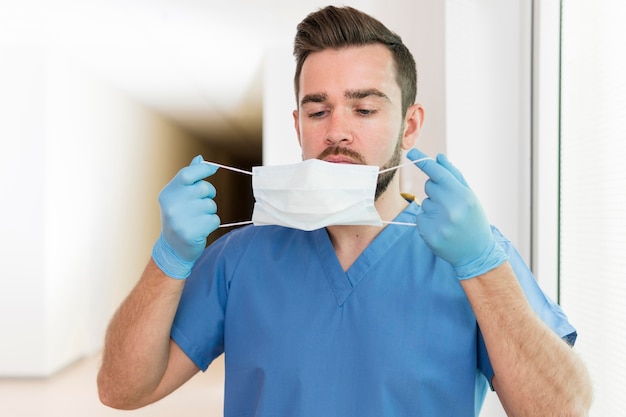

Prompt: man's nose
xmin=324 ymin=111 xmax=353 ymax=145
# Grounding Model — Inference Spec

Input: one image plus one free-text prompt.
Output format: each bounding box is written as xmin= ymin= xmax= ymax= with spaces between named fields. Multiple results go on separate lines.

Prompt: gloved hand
xmin=407 ymin=148 xmax=508 ymax=279
xmin=151 ymin=155 xmax=220 ymax=279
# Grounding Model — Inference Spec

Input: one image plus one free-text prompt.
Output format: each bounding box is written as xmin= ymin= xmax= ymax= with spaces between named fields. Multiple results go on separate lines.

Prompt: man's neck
xmin=326 ymin=187 xmax=409 ymax=272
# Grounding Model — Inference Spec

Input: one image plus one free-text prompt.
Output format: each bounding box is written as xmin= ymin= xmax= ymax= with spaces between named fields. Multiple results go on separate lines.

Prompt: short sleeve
xmin=170 ymin=230 xmax=249 ymax=371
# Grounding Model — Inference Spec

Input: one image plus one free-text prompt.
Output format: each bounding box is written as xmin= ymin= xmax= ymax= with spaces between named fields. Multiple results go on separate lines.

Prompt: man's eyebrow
xmin=300 ymin=89 xmax=391 ymax=107
xmin=300 ymin=93 xmax=328 ymax=106
xmin=345 ymin=89 xmax=390 ymax=102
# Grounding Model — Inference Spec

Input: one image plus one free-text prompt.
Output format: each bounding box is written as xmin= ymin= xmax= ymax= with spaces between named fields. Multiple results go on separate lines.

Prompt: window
xmin=558 ymin=1 xmax=626 ymax=415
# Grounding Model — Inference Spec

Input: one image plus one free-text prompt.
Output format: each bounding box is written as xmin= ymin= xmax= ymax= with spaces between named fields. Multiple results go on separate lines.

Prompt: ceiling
xmin=1 ymin=0 xmax=371 ymax=156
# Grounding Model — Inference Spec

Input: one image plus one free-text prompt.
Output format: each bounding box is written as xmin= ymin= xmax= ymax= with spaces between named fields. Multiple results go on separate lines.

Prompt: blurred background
xmin=0 ymin=0 xmax=624 ymax=416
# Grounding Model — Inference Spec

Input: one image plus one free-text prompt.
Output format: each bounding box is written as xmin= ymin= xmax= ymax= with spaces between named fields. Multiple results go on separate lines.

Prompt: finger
xmin=407 ymin=148 xmax=429 ymax=162
xmin=423 ymin=179 xmax=442 ymax=200
xmin=187 ymin=198 xmax=218 ymax=215
xmin=411 ymin=153 xmax=451 ymax=184
xmin=177 ymin=162 xmax=219 ymax=186
xmin=203 ymin=198 xmax=217 ymax=215
xmin=437 ymin=154 xmax=469 ymax=188
xmin=423 ymin=174 xmax=460 ymax=203
xmin=191 ymin=180 xmax=217 ymax=199
xmin=190 ymin=154 xmax=205 ymax=165
xmin=415 ymin=208 xmax=440 ymax=242
xmin=420 ymin=196 xmax=436 ymax=213
xmin=195 ymin=214 xmax=221 ymax=234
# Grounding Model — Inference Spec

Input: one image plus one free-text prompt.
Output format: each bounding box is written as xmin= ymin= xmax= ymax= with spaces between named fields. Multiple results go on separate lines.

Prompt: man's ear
xmin=401 ymin=103 xmax=425 ymax=150
xmin=293 ymin=109 xmax=302 ymax=147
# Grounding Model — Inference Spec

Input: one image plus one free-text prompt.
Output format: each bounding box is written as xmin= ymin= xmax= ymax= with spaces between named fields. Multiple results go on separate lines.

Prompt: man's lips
xmin=323 ymin=156 xmax=357 ymax=164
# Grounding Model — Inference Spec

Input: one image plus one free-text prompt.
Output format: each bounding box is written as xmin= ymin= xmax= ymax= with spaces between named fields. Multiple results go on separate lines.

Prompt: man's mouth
xmin=323 ymin=156 xmax=357 ymax=164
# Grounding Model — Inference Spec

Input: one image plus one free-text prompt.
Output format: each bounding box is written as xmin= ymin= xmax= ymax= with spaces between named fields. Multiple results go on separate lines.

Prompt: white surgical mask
xmin=205 ymin=157 xmax=431 ymax=231
xmin=252 ymin=159 xmax=380 ymax=230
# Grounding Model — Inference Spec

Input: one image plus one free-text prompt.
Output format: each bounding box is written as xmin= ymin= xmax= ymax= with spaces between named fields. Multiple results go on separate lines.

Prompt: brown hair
xmin=293 ymin=5 xmax=417 ymax=116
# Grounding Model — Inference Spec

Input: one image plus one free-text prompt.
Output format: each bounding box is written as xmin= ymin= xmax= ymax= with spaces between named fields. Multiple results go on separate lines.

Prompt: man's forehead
xmin=297 ymin=44 xmax=399 ymax=100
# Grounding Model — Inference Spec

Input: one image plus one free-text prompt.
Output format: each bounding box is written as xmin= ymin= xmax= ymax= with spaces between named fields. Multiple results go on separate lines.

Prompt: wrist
xmin=453 ymin=239 xmax=509 ymax=280
xmin=151 ymin=234 xmax=195 ymax=279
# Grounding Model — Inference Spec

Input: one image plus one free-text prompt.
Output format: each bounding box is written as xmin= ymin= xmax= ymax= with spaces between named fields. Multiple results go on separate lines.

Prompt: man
xmin=98 ymin=5 xmax=592 ymax=416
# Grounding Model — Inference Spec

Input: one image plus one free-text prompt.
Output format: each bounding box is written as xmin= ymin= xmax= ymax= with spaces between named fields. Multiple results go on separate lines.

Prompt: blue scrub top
xmin=171 ymin=202 xmax=576 ymax=417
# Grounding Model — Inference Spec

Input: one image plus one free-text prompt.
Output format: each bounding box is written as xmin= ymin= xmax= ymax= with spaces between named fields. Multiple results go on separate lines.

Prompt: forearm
xmin=97 ymin=258 xmax=185 ymax=409
xmin=461 ymin=262 xmax=592 ymax=416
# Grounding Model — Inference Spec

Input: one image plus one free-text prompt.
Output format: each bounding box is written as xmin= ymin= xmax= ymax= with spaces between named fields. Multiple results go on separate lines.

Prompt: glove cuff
xmin=151 ymin=234 xmax=195 ymax=279
xmin=454 ymin=240 xmax=509 ymax=280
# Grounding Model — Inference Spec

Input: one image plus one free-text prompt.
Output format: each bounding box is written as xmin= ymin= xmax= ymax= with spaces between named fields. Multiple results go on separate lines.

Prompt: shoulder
xmin=199 ymin=225 xmax=310 ymax=263
xmin=189 ymin=225 xmax=317 ymax=292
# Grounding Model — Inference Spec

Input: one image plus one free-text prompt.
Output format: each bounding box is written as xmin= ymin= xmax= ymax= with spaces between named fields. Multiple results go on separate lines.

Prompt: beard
xmin=375 ymin=136 xmax=403 ymax=199
xmin=315 ymin=132 xmax=404 ymax=201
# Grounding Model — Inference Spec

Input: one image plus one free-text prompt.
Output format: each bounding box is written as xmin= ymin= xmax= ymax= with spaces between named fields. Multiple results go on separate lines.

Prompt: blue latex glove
xmin=151 ymin=155 xmax=220 ymax=279
xmin=407 ymin=148 xmax=508 ymax=279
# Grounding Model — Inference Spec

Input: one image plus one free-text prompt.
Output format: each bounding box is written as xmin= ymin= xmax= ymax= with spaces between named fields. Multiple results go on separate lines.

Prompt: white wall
xmin=445 ymin=0 xmax=532 ymax=261
xmin=0 ymin=46 xmax=215 ymax=376
xmin=262 ymin=45 xmax=300 ymax=166
xmin=0 ymin=45 xmax=48 ymax=376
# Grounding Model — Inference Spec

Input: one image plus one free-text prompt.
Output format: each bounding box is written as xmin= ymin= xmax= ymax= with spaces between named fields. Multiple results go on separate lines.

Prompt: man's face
xmin=293 ymin=44 xmax=410 ymax=173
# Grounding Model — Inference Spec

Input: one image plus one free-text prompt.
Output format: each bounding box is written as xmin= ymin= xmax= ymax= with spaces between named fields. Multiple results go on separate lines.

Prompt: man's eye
xmin=308 ymin=111 xmax=327 ymax=118
xmin=356 ymin=109 xmax=377 ymax=116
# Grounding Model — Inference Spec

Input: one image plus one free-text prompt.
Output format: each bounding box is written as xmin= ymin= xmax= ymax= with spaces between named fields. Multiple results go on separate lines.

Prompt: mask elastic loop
xmin=205 ymin=158 xmax=433 ymax=176
xmin=378 ymin=157 xmax=433 ymax=175
xmin=382 ymin=221 xmax=417 ymax=227
xmin=203 ymin=161 xmax=254 ymax=175
xmin=218 ymin=220 xmax=254 ymax=228
xmin=220 ymin=220 xmax=416 ymax=228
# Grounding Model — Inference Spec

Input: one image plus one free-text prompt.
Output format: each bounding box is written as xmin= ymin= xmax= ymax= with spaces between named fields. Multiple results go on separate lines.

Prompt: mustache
xmin=316 ymin=146 xmax=367 ymax=164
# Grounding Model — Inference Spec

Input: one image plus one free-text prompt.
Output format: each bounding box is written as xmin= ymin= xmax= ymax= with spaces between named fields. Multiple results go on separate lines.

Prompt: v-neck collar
xmin=312 ymin=202 xmax=420 ymax=306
